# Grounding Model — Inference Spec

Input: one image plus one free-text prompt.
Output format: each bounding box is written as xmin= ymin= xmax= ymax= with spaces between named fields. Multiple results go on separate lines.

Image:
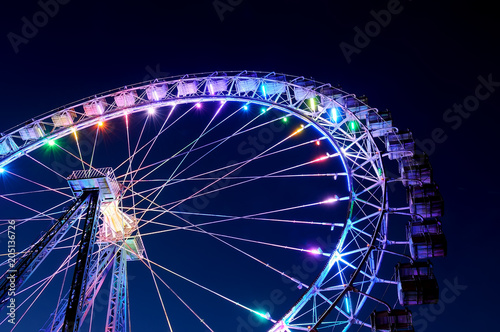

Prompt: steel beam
xmin=105 ymin=246 xmax=128 ymax=332
xmin=0 ymin=192 xmax=90 ymax=308
xmin=62 ymin=190 xmax=100 ymax=332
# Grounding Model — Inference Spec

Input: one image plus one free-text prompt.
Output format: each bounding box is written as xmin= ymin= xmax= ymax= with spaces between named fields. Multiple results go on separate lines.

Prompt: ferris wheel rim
xmin=0 ymin=71 xmax=391 ymax=331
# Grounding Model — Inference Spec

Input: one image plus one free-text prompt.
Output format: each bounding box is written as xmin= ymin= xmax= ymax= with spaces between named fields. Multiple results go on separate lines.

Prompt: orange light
xmin=292 ymin=124 xmax=305 ymax=136
xmin=98 ymin=121 xmax=104 ymax=127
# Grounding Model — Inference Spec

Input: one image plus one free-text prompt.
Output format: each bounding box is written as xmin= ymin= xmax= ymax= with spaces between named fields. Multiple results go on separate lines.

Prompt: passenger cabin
xmin=293 ymin=79 xmax=316 ymax=101
xmin=83 ymin=98 xmax=107 ymax=116
xmin=407 ymin=220 xmax=447 ymax=259
xmin=371 ymin=309 xmax=414 ymax=331
xmin=400 ymin=154 xmax=432 ymax=186
xmin=206 ymin=77 xmax=228 ymax=95
xmin=320 ymin=86 xmax=343 ymax=100
xmin=344 ymin=95 xmax=369 ymax=120
xmin=177 ymin=79 xmax=199 ymax=96
xmin=19 ymin=122 xmax=45 ymax=141
xmin=263 ymin=75 xmax=287 ymax=95
xmin=0 ymin=136 xmax=18 ymax=155
xmin=385 ymin=131 xmax=414 ymax=160
xmin=367 ymin=109 xmax=393 ymax=137
xmin=114 ymin=90 xmax=138 ymax=108
xmin=51 ymin=109 xmax=76 ymax=127
xmin=235 ymin=72 xmax=258 ymax=94
xmin=408 ymin=184 xmax=444 ymax=219
xmin=396 ymin=262 xmax=439 ymax=306
xmin=146 ymin=84 xmax=168 ymax=101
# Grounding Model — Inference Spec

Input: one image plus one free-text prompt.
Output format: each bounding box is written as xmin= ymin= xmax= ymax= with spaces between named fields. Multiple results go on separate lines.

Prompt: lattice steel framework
xmin=0 ymin=71 xmax=445 ymax=331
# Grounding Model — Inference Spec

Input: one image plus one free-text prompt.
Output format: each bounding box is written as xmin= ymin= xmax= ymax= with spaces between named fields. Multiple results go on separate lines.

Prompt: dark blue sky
xmin=1 ymin=0 xmax=499 ymax=331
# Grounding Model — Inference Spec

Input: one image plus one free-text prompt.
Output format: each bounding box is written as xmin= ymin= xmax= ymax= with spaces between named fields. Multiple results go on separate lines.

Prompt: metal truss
xmin=0 ymin=191 xmax=90 ymax=308
xmin=0 ymin=71 xmax=445 ymax=331
xmin=105 ymin=246 xmax=128 ymax=332
xmin=63 ymin=190 xmax=100 ymax=332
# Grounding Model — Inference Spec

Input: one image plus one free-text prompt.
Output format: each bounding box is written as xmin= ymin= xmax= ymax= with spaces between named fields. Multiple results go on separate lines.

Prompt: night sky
xmin=1 ymin=0 xmax=499 ymax=331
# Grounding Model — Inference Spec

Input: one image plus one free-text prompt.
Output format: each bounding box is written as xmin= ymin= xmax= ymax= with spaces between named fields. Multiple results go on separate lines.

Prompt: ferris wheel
xmin=0 ymin=71 xmax=447 ymax=331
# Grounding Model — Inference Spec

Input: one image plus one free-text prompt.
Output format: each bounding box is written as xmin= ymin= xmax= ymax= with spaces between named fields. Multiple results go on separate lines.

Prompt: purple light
xmin=321 ymin=195 xmax=339 ymax=204
xmin=309 ymin=247 xmax=323 ymax=255
xmin=196 ymin=103 xmax=202 ymax=108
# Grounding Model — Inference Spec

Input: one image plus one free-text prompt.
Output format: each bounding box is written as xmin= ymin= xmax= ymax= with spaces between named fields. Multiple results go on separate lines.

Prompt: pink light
xmin=322 ymin=195 xmax=339 ymax=204
xmin=196 ymin=103 xmax=202 ymax=108
xmin=309 ymin=247 xmax=323 ymax=255
xmin=312 ymin=153 xmax=329 ymax=163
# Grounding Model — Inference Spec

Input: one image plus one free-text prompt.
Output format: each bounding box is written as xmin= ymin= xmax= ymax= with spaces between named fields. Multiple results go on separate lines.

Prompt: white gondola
xmin=0 ymin=136 xmax=18 ymax=155
xmin=19 ymin=123 xmax=45 ymax=141
xmin=386 ymin=131 xmax=414 ymax=160
xmin=293 ymin=80 xmax=316 ymax=101
xmin=367 ymin=109 xmax=393 ymax=137
xmin=83 ymin=98 xmax=108 ymax=116
xmin=146 ymin=84 xmax=168 ymax=101
xmin=207 ymin=78 xmax=228 ymax=94
xmin=114 ymin=90 xmax=138 ymax=107
xmin=177 ymin=80 xmax=198 ymax=96
xmin=51 ymin=109 xmax=76 ymax=127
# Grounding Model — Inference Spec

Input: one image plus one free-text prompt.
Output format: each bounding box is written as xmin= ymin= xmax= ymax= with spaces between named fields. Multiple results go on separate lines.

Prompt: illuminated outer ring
xmin=0 ymin=71 xmax=393 ymax=331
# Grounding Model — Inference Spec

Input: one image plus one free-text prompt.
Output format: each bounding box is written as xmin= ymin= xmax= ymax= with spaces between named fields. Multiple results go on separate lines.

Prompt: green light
xmin=48 ymin=139 xmax=56 ymax=146
xmin=349 ymin=121 xmax=359 ymax=131
xmin=309 ymin=97 xmax=316 ymax=111
xmin=283 ymin=117 xmax=288 ymax=123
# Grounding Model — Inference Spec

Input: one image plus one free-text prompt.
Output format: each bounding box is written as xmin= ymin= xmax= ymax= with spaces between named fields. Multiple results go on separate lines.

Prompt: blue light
xmin=0 ymin=167 xmax=5 ymax=173
xmin=331 ymin=107 xmax=339 ymax=122
xmin=243 ymin=105 xmax=248 ymax=110
xmin=345 ymin=297 xmax=351 ymax=314
xmin=261 ymin=84 xmax=267 ymax=97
